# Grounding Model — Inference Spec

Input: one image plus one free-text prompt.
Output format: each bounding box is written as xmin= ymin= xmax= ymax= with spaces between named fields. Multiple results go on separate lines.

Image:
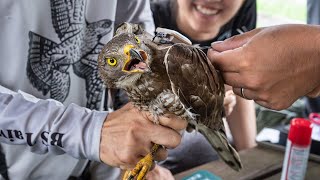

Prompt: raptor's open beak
xmin=123 ymin=45 xmax=149 ymax=73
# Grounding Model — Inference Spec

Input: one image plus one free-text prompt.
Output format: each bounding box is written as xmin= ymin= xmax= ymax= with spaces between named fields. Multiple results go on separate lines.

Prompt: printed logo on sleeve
xmin=0 ymin=129 xmax=64 ymax=148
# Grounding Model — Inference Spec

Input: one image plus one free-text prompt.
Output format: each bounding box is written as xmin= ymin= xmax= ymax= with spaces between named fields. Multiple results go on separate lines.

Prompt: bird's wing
xmin=164 ymin=44 xmax=242 ymax=171
xmin=50 ymin=0 xmax=85 ymax=39
xmin=164 ymin=43 xmax=225 ymax=129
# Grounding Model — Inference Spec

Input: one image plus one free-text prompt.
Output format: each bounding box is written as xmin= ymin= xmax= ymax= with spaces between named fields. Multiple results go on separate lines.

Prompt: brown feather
xmin=164 ymin=44 xmax=224 ymax=129
xmin=97 ymin=23 xmax=242 ymax=171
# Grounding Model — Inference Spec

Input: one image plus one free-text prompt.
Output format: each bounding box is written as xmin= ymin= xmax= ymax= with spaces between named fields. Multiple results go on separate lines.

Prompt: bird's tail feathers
xmin=197 ymin=124 xmax=242 ymax=171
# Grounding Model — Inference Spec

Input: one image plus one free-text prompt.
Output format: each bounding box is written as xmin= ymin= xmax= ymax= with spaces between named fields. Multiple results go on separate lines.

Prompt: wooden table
xmin=174 ymin=142 xmax=320 ymax=180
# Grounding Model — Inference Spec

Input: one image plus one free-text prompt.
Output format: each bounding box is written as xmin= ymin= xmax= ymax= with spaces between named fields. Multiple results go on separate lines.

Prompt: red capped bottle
xmin=281 ymin=118 xmax=313 ymax=180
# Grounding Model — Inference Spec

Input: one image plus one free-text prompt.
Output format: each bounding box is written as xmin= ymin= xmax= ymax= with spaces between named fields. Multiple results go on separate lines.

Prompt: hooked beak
xmin=123 ymin=45 xmax=150 ymax=73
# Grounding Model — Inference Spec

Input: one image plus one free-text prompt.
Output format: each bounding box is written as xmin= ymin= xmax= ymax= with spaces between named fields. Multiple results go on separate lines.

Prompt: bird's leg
xmin=124 ymin=104 xmax=162 ymax=180
xmin=123 ymin=144 xmax=160 ymax=180
xmin=124 ymin=91 xmax=186 ymax=180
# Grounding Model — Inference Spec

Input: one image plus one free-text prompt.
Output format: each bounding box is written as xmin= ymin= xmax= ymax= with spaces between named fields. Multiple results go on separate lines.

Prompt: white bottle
xmin=281 ymin=118 xmax=313 ymax=180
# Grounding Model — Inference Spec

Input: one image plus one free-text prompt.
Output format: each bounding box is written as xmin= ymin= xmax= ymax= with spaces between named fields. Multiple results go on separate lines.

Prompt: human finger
xmin=117 ymin=151 xmax=144 ymax=170
xmin=160 ymin=114 xmax=188 ymax=131
xmin=224 ymin=90 xmax=236 ymax=106
xmin=143 ymin=112 xmax=187 ymax=131
xmin=211 ymin=36 xmax=248 ymax=52
xmin=233 ymin=87 xmax=292 ymax=110
xmin=207 ymin=48 xmax=243 ymax=73
xmin=146 ymin=164 xmax=174 ymax=180
xmin=223 ymin=90 xmax=236 ymax=116
xmin=148 ymin=125 xmax=181 ymax=149
xmin=211 ymin=28 xmax=264 ymax=52
xmin=233 ymin=87 xmax=258 ymax=101
xmin=254 ymin=100 xmax=287 ymax=111
xmin=218 ymin=71 xmax=248 ymax=88
xmin=153 ymin=146 xmax=168 ymax=162
xmin=256 ymin=97 xmax=296 ymax=111
xmin=307 ymin=84 xmax=320 ymax=98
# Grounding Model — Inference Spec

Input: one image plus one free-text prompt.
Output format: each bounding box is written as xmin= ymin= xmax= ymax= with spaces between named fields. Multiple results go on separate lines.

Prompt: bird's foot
xmin=123 ymin=153 xmax=154 ymax=180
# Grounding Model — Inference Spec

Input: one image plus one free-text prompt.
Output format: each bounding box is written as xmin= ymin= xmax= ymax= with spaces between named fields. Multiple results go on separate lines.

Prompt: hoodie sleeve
xmin=0 ymin=85 xmax=107 ymax=162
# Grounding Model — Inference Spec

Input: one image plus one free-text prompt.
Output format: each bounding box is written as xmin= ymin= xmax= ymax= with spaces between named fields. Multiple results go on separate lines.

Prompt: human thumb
xmin=211 ymin=28 xmax=264 ymax=52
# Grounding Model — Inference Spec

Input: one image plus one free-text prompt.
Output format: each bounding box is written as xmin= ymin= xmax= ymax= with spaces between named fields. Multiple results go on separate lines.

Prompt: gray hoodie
xmin=0 ymin=0 xmax=154 ymax=179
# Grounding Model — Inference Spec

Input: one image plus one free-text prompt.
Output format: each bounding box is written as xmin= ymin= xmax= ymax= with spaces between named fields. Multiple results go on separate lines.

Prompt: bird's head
xmin=98 ymin=32 xmax=152 ymax=89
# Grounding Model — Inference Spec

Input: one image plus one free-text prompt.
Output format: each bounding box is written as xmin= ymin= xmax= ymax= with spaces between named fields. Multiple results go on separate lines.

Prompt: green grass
xmin=257 ymin=0 xmax=306 ymax=22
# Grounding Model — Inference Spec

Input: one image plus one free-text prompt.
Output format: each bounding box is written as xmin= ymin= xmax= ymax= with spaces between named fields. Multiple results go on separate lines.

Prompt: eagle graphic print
xmin=27 ymin=0 xmax=112 ymax=110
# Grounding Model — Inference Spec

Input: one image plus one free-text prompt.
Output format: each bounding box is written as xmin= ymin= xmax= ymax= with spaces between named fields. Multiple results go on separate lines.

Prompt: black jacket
xmin=151 ymin=0 xmax=257 ymax=47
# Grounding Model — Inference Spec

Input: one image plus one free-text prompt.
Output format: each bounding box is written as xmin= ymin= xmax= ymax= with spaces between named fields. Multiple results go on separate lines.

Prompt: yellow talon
xmin=123 ymin=170 xmax=131 ymax=180
xmin=123 ymin=144 xmax=160 ymax=180
xmin=137 ymin=165 xmax=149 ymax=180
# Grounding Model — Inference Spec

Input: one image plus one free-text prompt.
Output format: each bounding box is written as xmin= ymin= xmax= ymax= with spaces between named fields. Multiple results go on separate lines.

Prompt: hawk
xmin=98 ymin=23 xmax=241 ymax=180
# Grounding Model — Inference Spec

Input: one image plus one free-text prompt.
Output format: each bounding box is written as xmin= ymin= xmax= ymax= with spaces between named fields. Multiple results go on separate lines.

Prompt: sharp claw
xmin=123 ymin=144 xmax=160 ymax=180
xmin=129 ymin=162 xmax=143 ymax=178
xmin=123 ymin=170 xmax=131 ymax=180
xmin=137 ymin=165 xmax=149 ymax=180
xmin=123 ymin=154 xmax=153 ymax=180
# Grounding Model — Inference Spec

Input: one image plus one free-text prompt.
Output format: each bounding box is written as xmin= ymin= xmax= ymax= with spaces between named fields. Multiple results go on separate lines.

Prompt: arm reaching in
xmin=0 ymin=86 xmax=186 ymax=170
xmin=208 ymin=24 xmax=320 ymax=110
xmin=0 ymin=85 xmax=106 ymax=161
xmin=223 ymin=88 xmax=257 ymax=151
xmin=226 ymin=96 xmax=256 ymax=150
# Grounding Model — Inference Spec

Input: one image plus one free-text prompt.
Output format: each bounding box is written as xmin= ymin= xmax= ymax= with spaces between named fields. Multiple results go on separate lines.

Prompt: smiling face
xmin=175 ymin=0 xmax=245 ymax=41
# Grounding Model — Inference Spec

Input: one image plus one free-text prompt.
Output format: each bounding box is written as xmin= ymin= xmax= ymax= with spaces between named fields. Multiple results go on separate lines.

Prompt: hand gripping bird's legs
xmin=123 ymin=144 xmax=160 ymax=180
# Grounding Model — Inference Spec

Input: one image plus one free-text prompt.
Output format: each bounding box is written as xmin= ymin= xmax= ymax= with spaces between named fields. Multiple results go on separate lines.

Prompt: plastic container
xmin=310 ymin=113 xmax=320 ymax=141
xmin=280 ymin=118 xmax=313 ymax=180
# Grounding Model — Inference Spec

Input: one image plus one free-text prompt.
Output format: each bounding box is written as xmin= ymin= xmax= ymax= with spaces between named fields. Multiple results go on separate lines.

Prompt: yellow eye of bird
xmin=106 ymin=58 xmax=117 ymax=66
xmin=135 ymin=36 xmax=140 ymax=44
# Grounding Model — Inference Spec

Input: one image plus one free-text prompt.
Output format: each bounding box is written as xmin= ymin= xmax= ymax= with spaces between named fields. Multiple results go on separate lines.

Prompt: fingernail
xmin=211 ymin=41 xmax=223 ymax=47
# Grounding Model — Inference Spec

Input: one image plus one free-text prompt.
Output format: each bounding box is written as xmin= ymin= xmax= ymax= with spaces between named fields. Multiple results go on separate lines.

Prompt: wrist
xmin=87 ymin=111 xmax=108 ymax=162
